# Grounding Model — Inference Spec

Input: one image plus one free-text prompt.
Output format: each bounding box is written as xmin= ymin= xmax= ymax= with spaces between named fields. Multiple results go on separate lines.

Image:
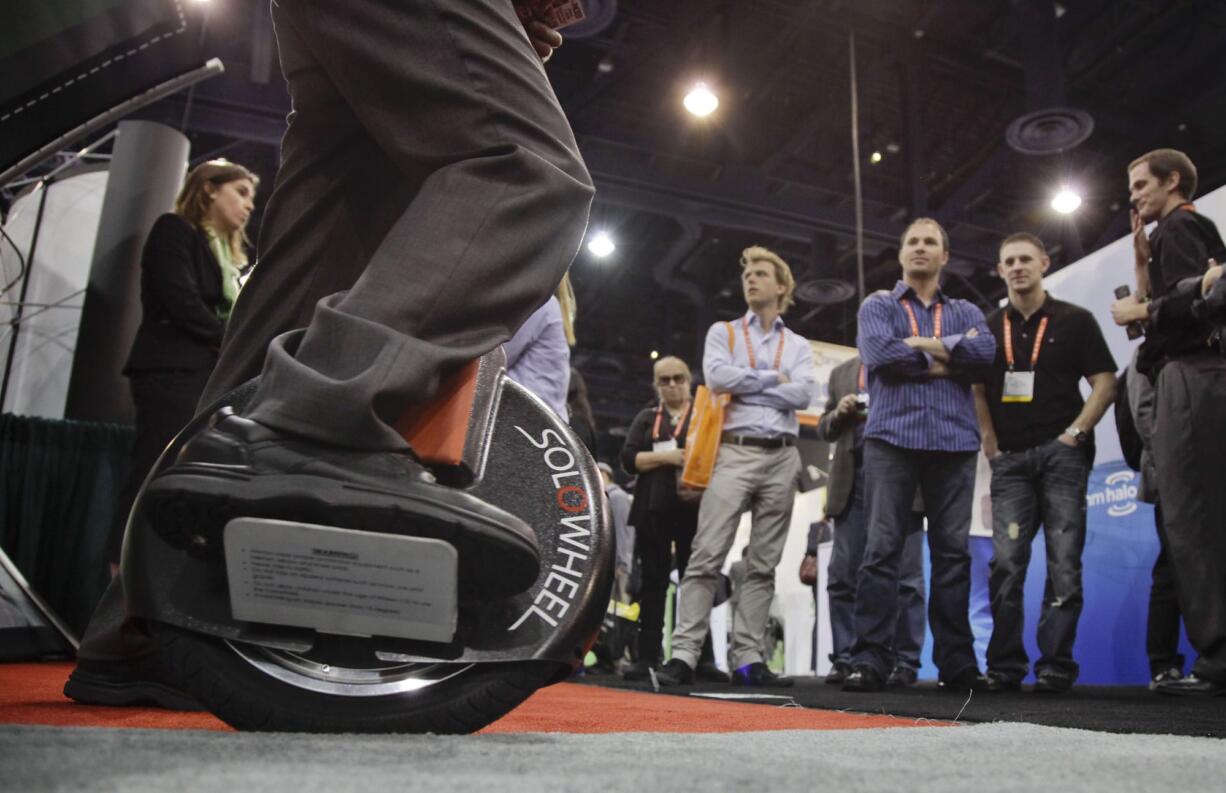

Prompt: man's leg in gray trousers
xmin=671 ymin=446 xmax=757 ymax=668
xmin=730 ymin=447 xmax=800 ymax=668
xmin=1152 ymin=357 xmax=1226 ymax=682
xmin=207 ymin=0 xmax=594 ymax=449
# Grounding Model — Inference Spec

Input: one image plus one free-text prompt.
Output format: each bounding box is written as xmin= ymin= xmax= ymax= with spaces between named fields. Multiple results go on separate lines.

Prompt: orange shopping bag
xmin=679 ymin=384 xmax=730 ymax=490
xmin=679 ymin=322 xmax=734 ymax=492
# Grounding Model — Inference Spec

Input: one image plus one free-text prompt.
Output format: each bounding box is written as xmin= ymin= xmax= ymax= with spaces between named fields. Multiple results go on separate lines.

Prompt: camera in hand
xmin=1115 ymin=285 xmax=1144 ymax=340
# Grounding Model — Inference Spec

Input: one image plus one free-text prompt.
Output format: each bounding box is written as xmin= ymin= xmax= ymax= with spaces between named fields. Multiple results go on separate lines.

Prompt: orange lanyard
xmin=858 ymin=363 xmax=866 ymax=391
xmin=652 ymin=401 xmax=691 ymax=441
xmin=1002 ymin=313 xmax=1049 ymax=371
xmin=741 ymin=316 xmax=785 ymax=370
xmin=901 ymin=300 xmax=942 ymax=338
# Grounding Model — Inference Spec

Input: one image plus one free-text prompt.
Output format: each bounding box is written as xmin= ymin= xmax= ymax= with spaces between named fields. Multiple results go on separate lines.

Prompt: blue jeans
xmin=827 ymin=460 xmax=925 ymax=670
xmin=852 ymin=440 xmax=978 ymax=680
xmin=986 ymin=439 xmax=1090 ymax=682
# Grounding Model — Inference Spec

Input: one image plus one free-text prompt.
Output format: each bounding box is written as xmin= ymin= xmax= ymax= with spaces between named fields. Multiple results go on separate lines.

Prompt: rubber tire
xmin=151 ymin=623 xmax=564 ymax=733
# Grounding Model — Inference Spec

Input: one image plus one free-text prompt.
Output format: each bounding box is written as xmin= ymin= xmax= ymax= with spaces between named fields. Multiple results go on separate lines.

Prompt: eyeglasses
xmin=656 ymin=374 xmax=688 ymax=385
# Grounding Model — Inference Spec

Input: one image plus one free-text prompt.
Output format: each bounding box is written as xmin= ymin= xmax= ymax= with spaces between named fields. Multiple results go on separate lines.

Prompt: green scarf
xmin=204 ymin=226 xmax=242 ymax=324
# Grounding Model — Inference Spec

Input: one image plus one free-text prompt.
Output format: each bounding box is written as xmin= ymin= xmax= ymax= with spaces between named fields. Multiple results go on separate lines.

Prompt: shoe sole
xmin=64 ymin=670 xmax=204 ymax=712
xmin=144 ymin=470 xmax=540 ymax=600
xmin=1153 ymin=685 xmax=1226 ymax=698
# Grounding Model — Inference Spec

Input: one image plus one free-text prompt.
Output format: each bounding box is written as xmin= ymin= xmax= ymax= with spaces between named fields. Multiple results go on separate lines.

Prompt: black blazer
xmin=817 ymin=355 xmax=924 ymax=519
xmin=816 ymin=356 xmax=861 ymax=518
xmin=124 ymin=213 xmax=227 ymax=374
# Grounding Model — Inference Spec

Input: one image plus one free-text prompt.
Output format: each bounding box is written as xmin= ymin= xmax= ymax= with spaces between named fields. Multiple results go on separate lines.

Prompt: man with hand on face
xmin=843 ymin=218 xmax=996 ymax=693
xmin=1110 ymin=149 xmax=1226 ymax=697
xmin=656 ymin=247 xmax=816 ymax=688
xmin=973 ymin=233 xmax=1116 ymax=694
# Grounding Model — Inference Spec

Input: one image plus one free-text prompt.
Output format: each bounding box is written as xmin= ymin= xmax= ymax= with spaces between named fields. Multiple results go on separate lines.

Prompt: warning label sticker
xmin=224 ymin=518 xmax=458 ymax=643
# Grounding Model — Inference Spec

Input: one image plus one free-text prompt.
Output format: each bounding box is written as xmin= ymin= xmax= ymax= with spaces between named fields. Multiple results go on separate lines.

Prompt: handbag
xmin=679 ymin=323 xmax=734 ymax=492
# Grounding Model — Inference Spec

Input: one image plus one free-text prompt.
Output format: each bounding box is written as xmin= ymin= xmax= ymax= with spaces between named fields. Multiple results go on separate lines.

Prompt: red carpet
xmin=1 ymin=662 xmax=946 ymax=733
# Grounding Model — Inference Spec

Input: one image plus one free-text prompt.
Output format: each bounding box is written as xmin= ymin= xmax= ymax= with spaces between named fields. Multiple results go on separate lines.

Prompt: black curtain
xmin=0 ymin=413 xmax=132 ymax=635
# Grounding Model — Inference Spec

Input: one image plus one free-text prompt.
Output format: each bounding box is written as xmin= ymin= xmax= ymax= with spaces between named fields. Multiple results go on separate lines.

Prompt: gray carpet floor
xmin=3 ymin=721 xmax=1224 ymax=793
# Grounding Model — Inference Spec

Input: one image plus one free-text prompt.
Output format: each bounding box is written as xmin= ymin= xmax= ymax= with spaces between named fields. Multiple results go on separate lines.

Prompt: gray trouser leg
xmin=202 ymin=0 xmax=593 ymax=449
xmin=729 ymin=448 xmax=800 ymax=668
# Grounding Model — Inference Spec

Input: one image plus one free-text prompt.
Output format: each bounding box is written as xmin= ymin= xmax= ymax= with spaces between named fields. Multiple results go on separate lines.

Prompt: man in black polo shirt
xmin=974 ymin=232 xmax=1117 ymax=693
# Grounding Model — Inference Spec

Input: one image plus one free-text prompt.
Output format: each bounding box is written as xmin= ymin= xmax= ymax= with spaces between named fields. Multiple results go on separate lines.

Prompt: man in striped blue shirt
xmin=843 ymin=218 xmax=996 ymax=693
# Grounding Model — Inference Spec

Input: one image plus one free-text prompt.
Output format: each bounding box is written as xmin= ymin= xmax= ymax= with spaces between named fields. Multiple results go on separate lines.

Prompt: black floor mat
xmin=573 ymin=672 xmax=1226 ymax=738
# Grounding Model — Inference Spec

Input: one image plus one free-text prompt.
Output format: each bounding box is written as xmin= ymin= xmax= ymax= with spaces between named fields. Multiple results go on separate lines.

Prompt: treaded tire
xmin=152 ymin=623 xmax=564 ymax=733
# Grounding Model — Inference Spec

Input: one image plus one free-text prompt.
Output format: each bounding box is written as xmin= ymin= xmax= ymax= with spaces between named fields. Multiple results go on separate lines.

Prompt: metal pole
xmin=849 ymin=31 xmax=865 ymax=305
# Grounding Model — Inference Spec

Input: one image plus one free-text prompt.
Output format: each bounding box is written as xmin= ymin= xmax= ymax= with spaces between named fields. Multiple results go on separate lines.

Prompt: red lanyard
xmin=858 ymin=363 xmax=866 ymax=391
xmin=901 ymin=300 xmax=942 ymax=338
xmin=652 ymin=400 xmax=691 ymax=441
xmin=741 ymin=316 xmax=786 ymax=370
xmin=1002 ymin=313 xmax=1049 ymax=371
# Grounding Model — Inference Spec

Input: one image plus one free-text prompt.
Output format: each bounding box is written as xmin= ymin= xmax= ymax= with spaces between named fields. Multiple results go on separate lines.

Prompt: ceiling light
xmin=869 ymin=151 xmax=883 ymax=165
xmin=650 ymin=350 xmax=659 ymax=360
xmin=683 ymin=82 xmax=719 ymax=117
xmin=587 ymin=231 xmax=615 ymax=258
xmin=1050 ymin=187 xmax=1082 ymax=214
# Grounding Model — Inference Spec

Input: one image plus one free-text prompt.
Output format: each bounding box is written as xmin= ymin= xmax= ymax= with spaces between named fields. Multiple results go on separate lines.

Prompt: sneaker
xmin=144 ymin=411 xmax=540 ymax=599
xmin=1152 ymin=673 xmax=1226 ymax=697
xmin=655 ymin=658 xmax=694 ymax=686
xmin=886 ymin=666 xmax=918 ymax=688
xmin=825 ymin=660 xmax=853 ymax=685
xmin=1149 ymin=667 xmax=1183 ymax=691
xmin=841 ymin=665 xmax=886 ymax=692
xmin=694 ymin=660 xmax=731 ymax=684
xmin=64 ymin=654 xmax=203 ymax=711
xmin=939 ymin=668 xmax=988 ymax=693
xmin=1033 ymin=671 xmax=1074 ymax=694
xmin=984 ymin=672 xmax=1022 ymax=693
xmin=732 ymin=662 xmax=793 ymax=688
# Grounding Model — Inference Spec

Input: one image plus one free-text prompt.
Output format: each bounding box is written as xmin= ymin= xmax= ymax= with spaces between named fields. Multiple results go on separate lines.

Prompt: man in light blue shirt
xmin=658 ymin=246 xmax=816 ymax=687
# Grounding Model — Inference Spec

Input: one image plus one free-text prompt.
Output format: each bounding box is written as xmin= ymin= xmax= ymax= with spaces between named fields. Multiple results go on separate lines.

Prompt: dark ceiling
xmin=120 ymin=0 xmax=1226 ymax=436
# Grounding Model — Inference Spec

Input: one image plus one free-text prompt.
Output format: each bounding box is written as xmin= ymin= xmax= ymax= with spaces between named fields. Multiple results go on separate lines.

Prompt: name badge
xmin=653 ymin=439 xmax=678 ymax=453
xmin=1001 ymin=371 xmax=1035 ymax=403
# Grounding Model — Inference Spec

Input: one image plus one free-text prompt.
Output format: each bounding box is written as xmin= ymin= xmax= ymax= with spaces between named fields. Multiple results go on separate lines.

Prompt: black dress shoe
xmin=939 ymin=668 xmax=988 ymax=692
xmin=64 ymin=654 xmax=203 ymax=711
xmin=886 ymin=666 xmax=918 ymax=688
xmin=841 ymin=665 xmax=885 ymax=692
xmin=1152 ymin=674 xmax=1226 ymax=697
xmin=655 ymin=658 xmax=694 ymax=686
xmin=984 ymin=673 xmax=1022 ymax=693
xmin=1033 ymin=671 xmax=1074 ymax=694
xmin=825 ymin=661 xmax=852 ymax=685
xmin=144 ymin=411 xmax=540 ymax=599
xmin=694 ymin=660 xmax=731 ymax=683
xmin=732 ymin=662 xmax=793 ymax=688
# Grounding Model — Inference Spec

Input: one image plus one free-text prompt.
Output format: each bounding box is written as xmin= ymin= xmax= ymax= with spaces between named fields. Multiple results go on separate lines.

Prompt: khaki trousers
xmin=671 ymin=444 xmax=800 ymax=669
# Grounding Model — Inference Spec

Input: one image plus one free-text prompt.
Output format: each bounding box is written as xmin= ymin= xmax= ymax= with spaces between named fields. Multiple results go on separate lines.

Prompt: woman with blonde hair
xmin=105 ymin=159 xmax=258 ymax=566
